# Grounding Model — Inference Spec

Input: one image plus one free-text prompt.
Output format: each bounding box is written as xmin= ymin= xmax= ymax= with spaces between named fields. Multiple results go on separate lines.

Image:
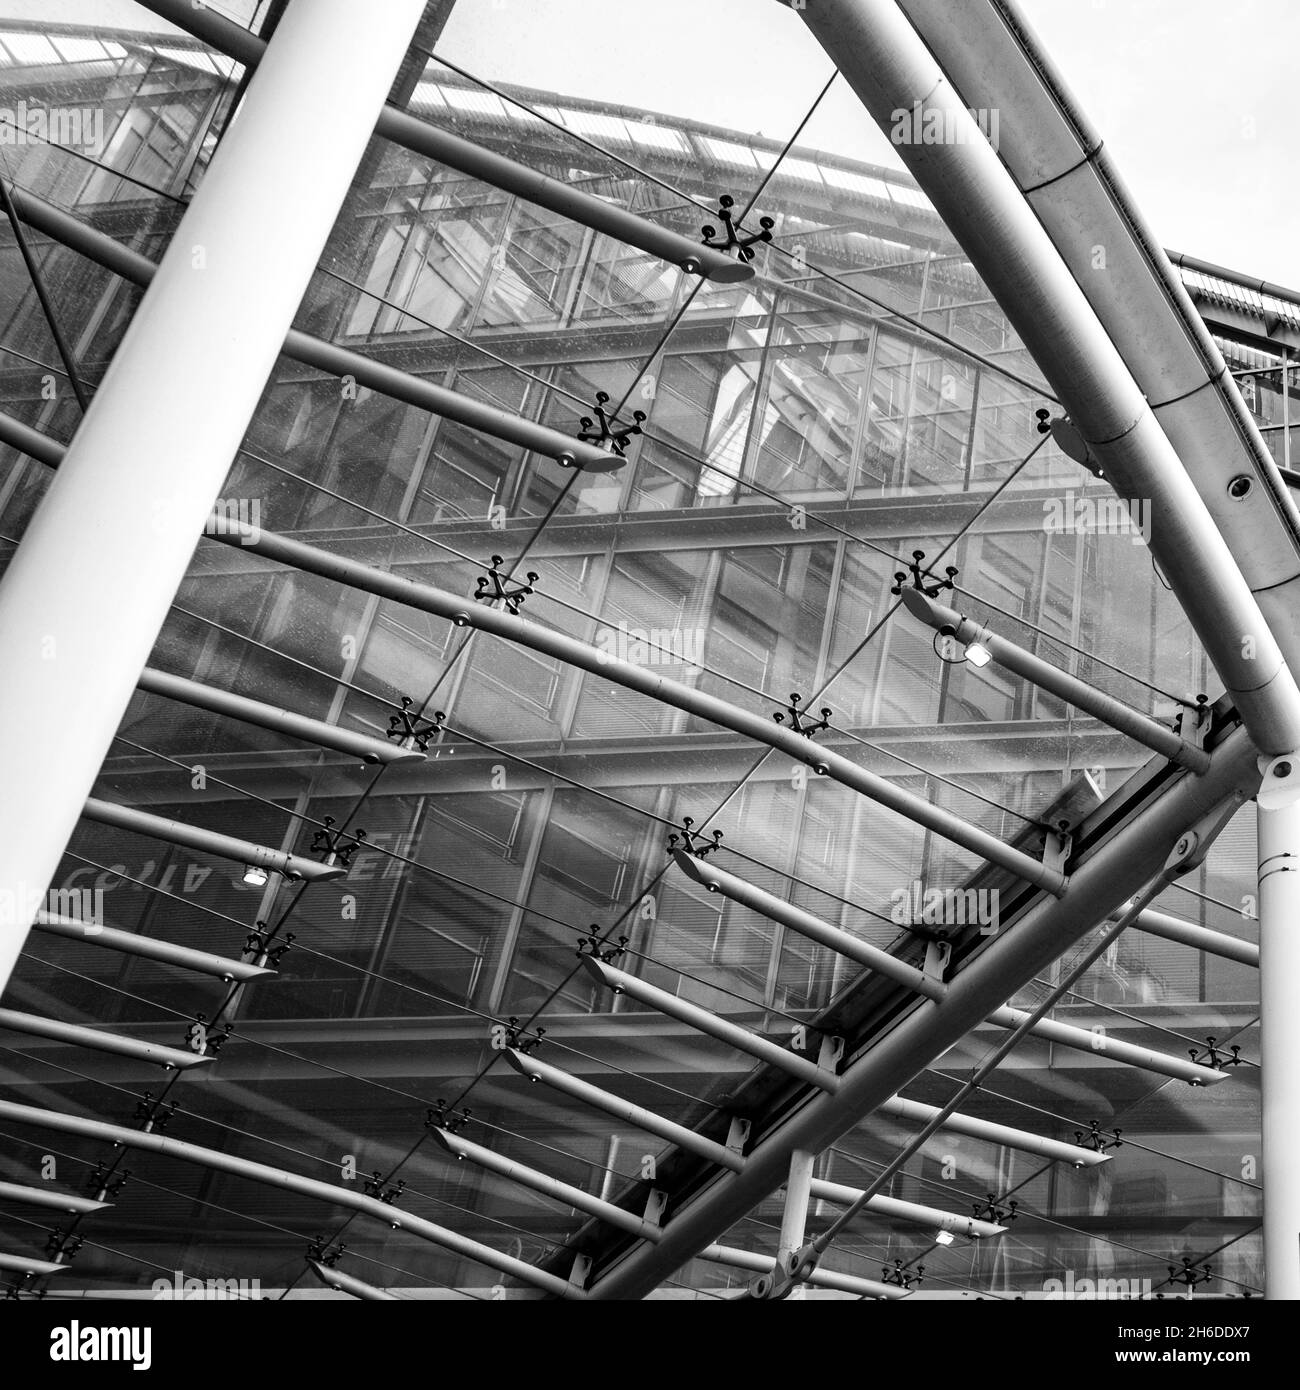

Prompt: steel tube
xmin=876 ymin=1095 xmax=1109 ymax=1167
xmin=899 ymin=587 xmax=1210 ymax=772
xmin=0 ymin=1251 xmax=68 ymax=1277
xmin=0 ymin=0 xmax=428 ymax=998
xmin=0 ymin=1180 xmax=110 ymax=1215
xmin=32 ymin=912 xmax=273 ymax=984
xmin=580 ymin=957 xmax=838 ymax=1091
xmin=82 ymin=798 xmax=344 ymax=884
xmin=133 ymin=0 xmax=755 ymax=286
xmin=808 ymin=1179 xmax=1005 ymax=1239
xmin=305 ymin=1259 xmax=399 ymax=1301
xmin=0 ymin=1009 xmax=212 ymax=1071
xmin=0 ymin=1100 xmax=582 ymax=1299
xmin=136 ymin=667 xmax=423 ymax=766
xmin=430 ymin=1127 xmax=663 ymax=1241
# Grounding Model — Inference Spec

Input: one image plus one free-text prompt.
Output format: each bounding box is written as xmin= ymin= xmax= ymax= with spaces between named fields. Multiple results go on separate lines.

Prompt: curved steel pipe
xmin=136 ymin=667 xmax=423 ymax=766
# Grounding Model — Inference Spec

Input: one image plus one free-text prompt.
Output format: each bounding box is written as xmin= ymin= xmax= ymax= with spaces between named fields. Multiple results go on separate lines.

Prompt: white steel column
xmin=1258 ymin=754 xmax=1300 ymax=1299
xmin=0 ymin=0 xmax=426 ymax=994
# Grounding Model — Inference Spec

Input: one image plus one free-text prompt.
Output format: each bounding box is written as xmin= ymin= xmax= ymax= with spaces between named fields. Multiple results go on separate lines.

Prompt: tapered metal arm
xmin=0 ymin=1009 xmax=212 ymax=1071
xmin=306 ymin=1258 xmax=399 ymax=1301
xmin=899 ymin=587 xmax=1211 ymax=772
xmin=82 ymin=798 xmax=344 ymax=883
xmin=33 ymin=912 xmax=273 ymax=983
xmin=0 ymin=1180 xmax=110 ymax=1215
xmin=136 ymin=667 xmax=423 ymax=765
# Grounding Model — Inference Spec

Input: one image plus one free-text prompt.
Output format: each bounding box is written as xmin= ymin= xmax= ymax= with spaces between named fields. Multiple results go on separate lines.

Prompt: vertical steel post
xmin=0 ymin=0 xmax=426 ymax=995
xmin=778 ymin=1149 xmax=816 ymax=1263
xmin=1258 ymin=754 xmax=1300 ymax=1299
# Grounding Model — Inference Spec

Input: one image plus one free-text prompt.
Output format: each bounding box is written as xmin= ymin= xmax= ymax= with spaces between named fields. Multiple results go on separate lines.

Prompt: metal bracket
xmin=1172 ymin=694 xmax=1211 ymax=750
xmin=643 ymin=1189 xmax=668 ymax=1227
xmin=666 ymin=815 xmax=724 ymax=859
xmin=184 ymin=1012 xmax=232 ymax=1058
xmin=576 ymin=391 xmax=645 ymax=457
xmin=881 ymin=1258 xmax=924 ymax=1289
xmin=817 ymin=1033 xmax=845 ymax=1074
xmin=923 ymin=938 xmax=951 ymax=982
xmin=890 ymin=549 xmax=959 ymax=598
xmin=501 ymin=1015 xmax=545 ymax=1055
xmin=1166 ymin=1258 xmax=1212 ymax=1291
xmin=1042 ymin=820 xmax=1073 ymax=874
xmin=1189 ymin=1036 xmax=1243 ymax=1069
xmin=973 ymin=1193 xmax=1018 ymax=1224
xmin=576 ymin=929 xmax=628 ymax=964
xmin=568 ymin=1253 xmax=592 ymax=1291
xmin=726 ymin=1116 xmax=751 ymax=1157
xmin=700 ymin=193 xmax=774 ymax=264
xmin=474 ymin=555 xmax=538 ymax=615
xmin=310 ymin=815 xmax=368 ymax=869
xmin=386 ymin=695 xmax=442 ymax=751
xmin=426 ymin=1100 xmax=472 ymax=1135
xmin=773 ymin=693 xmax=831 ymax=739
xmin=363 ymin=1171 xmax=406 ymax=1209
xmin=132 ymin=1091 xmax=179 ymax=1133
xmin=242 ymin=923 xmax=294 ymax=969
xmin=86 ymin=1160 xmax=129 ymax=1203
xmin=307 ymin=1235 xmax=347 ymax=1268
xmin=1074 ymin=1119 xmax=1123 ymax=1154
